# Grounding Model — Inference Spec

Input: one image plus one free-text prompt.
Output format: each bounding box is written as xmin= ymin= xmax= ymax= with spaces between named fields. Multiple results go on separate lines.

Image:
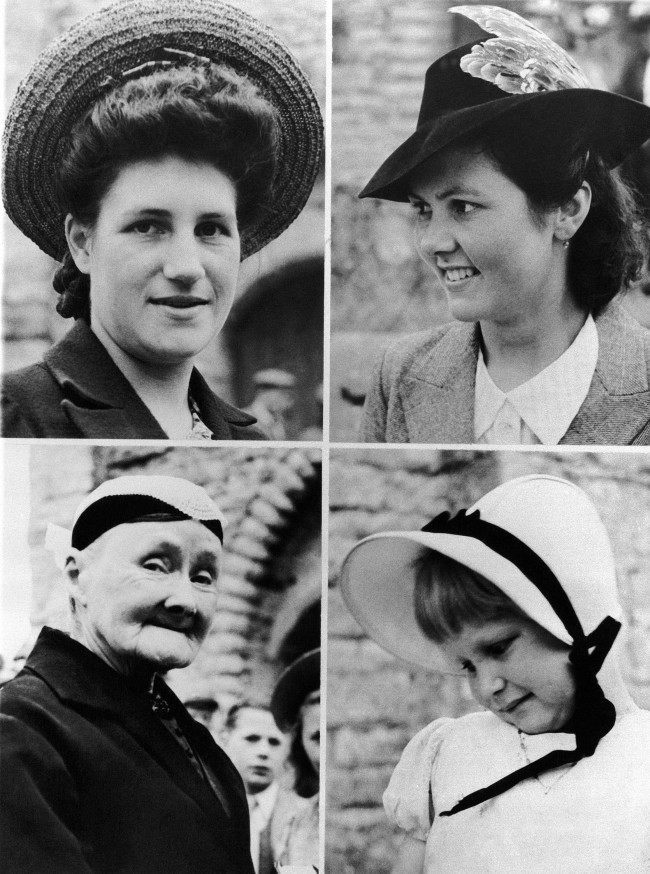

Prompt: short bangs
xmin=413 ymin=550 xmax=528 ymax=643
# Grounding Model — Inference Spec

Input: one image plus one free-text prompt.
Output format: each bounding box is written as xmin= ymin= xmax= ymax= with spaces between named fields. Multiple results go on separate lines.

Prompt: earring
xmin=563 ymin=240 xmax=570 ymax=249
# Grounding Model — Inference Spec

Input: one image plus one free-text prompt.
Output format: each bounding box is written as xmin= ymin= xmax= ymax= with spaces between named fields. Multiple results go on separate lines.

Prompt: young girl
xmin=359 ymin=6 xmax=650 ymax=445
xmin=340 ymin=475 xmax=650 ymax=872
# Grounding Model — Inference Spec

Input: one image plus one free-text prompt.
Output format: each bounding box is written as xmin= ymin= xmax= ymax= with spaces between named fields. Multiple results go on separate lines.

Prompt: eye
xmin=191 ymin=569 xmax=217 ymax=587
xmin=450 ymin=200 xmax=477 ymax=216
xmin=142 ymin=556 xmax=171 ymax=573
xmin=129 ymin=219 xmax=164 ymax=236
xmin=409 ymin=198 xmax=432 ymax=222
xmin=461 ymin=660 xmax=476 ymax=674
xmin=486 ymin=636 xmax=517 ymax=659
xmin=196 ymin=220 xmax=226 ymax=239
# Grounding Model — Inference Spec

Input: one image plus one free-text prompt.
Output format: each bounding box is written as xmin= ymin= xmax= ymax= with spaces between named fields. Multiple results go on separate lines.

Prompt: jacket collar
xmin=397 ymin=301 xmax=649 ymax=444
xmin=24 ymin=627 xmax=241 ymax=828
xmin=44 ymin=320 xmax=256 ymax=439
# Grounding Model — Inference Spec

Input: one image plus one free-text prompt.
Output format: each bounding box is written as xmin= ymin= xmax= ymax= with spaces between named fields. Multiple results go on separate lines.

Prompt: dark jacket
xmin=1 ymin=320 xmax=263 ymax=439
xmin=0 ymin=627 xmax=255 ymax=874
xmin=361 ymin=301 xmax=650 ymax=445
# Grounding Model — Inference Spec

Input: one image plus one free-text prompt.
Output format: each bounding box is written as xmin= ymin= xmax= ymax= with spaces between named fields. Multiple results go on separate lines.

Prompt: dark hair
xmin=54 ymin=63 xmax=280 ymax=320
xmin=413 ymin=550 xmax=528 ymax=643
xmin=289 ymin=716 xmax=319 ymax=798
xmin=457 ymin=109 xmax=648 ymax=315
xmin=224 ymin=701 xmax=274 ymax=731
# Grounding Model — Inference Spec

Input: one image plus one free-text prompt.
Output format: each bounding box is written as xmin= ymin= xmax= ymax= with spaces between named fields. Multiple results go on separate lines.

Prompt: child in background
xmin=341 ymin=475 xmax=650 ymax=873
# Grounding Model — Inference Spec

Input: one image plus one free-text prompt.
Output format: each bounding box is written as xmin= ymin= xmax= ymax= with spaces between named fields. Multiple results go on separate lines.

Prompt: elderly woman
xmin=0 ymin=475 xmax=254 ymax=873
xmin=360 ymin=6 xmax=650 ymax=445
xmin=1 ymin=0 xmax=322 ymax=439
xmin=270 ymin=648 xmax=320 ymax=872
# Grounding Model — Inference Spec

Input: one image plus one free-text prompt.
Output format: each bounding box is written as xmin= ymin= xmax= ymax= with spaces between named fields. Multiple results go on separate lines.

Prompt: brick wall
xmin=327 ymin=448 xmax=650 ymax=874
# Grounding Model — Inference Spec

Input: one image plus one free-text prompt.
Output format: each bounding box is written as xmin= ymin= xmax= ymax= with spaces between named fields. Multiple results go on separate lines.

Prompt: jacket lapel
xmin=398 ymin=323 xmax=478 ymax=443
xmin=189 ymin=369 xmax=257 ymax=438
xmin=44 ymin=321 xmax=167 ymax=438
xmin=562 ymin=302 xmax=650 ymax=445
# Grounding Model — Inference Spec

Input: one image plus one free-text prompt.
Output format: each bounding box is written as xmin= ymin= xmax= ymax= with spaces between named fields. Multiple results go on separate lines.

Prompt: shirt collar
xmin=475 ymin=315 xmax=599 ymax=444
xmin=248 ymin=781 xmax=279 ymax=824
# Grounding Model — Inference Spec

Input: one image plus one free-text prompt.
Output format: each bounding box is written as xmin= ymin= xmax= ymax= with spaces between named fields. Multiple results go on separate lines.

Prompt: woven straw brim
xmin=2 ymin=0 xmax=323 ymax=261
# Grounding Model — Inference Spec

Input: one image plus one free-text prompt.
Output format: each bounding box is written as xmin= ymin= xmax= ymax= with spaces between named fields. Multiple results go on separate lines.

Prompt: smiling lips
xmin=441 ymin=265 xmax=480 ymax=283
xmin=501 ymin=693 xmax=533 ymax=714
xmin=152 ymin=295 xmax=210 ymax=308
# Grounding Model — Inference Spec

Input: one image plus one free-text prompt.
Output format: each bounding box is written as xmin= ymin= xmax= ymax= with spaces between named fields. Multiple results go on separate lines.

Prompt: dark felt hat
xmin=360 ymin=5 xmax=650 ymax=202
xmin=270 ymin=648 xmax=320 ymax=732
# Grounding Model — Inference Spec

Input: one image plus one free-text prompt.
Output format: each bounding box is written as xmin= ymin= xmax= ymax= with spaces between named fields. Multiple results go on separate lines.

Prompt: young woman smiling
xmin=360 ymin=6 xmax=650 ymax=445
xmin=1 ymin=0 xmax=322 ymax=439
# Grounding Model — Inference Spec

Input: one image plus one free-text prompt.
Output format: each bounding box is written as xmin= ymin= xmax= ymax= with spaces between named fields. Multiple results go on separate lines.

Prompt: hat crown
xmin=417 ymin=42 xmax=506 ymax=128
xmin=471 ymin=475 xmax=620 ymax=640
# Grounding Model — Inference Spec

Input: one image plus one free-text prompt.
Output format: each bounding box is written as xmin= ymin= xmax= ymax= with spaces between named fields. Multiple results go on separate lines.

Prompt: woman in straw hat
xmin=270 ymin=648 xmax=320 ymax=871
xmin=0 ymin=474 xmax=255 ymax=872
xmin=340 ymin=475 xmax=650 ymax=873
xmin=360 ymin=6 xmax=650 ymax=445
xmin=1 ymin=0 xmax=322 ymax=439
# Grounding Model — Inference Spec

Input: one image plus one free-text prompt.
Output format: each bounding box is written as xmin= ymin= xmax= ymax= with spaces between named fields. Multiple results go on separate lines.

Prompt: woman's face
xmin=68 ymin=519 xmax=221 ymax=677
xmin=439 ymin=616 xmax=576 ymax=734
xmin=68 ymin=155 xmax=240 ymax=367
xmin=300 ymin=690 xmax=321 ymax=773
xmin=408 ymin=147 xmax=568 ymax=327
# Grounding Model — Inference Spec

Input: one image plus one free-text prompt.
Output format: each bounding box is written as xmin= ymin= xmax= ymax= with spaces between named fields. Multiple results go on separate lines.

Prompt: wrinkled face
xmin=68 ymin=519 xmax=221 ymax=677
xmin=226 ymin=708 xmax=288 ymax=793
xmin=439 ymin=616 xmax=576 ymax=734
xmin=408 ymin=147 xmax=566 ymax=327
xmin=300 ymin=690 xmax=321 ymax=773
xmin=73 ymin=155 xmax=240 ymax=367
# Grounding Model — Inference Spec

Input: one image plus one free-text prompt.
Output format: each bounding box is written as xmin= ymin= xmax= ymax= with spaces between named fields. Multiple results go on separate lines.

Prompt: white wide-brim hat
xmin=340 ymin=475 xmax=621 ymax=673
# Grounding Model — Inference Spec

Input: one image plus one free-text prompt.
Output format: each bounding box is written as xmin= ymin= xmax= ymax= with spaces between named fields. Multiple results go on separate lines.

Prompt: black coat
xmin=1 ymin=320 xmax=263 ymax=439
xmin=0 ymin=627 xmax=255 ymax=874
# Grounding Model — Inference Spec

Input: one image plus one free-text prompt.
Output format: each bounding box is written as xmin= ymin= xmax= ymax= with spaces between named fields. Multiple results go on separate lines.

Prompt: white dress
xmin=384 ymin=708 xmax=650 ymax=873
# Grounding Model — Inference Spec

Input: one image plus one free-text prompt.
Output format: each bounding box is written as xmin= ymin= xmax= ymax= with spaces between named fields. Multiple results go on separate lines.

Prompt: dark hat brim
xmin=360 ymin=88 xmax=650 ymax=202
xmin=2 ymin=0 xmax=323 ymax=261
xmin=270 ymin=648 xmax=320 ymax=732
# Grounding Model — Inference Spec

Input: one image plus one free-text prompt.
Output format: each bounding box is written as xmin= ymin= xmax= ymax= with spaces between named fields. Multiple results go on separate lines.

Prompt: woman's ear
xmin=554 ymin=181 xmax=592 ymax=243
xmin=64 ymin=214 xmax=93 ymax=275
xmin=64 ymin=548 xmax=88 ymax=610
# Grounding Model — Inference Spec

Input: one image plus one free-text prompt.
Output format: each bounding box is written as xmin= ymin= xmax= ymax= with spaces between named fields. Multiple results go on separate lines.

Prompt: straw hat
xmin=361 ymin=5 xmax=650 ymax=201
xmin=340 ymin=475 xmax=621 ymax=673
xmin=2 ymin=0 xmax=323 ymax=261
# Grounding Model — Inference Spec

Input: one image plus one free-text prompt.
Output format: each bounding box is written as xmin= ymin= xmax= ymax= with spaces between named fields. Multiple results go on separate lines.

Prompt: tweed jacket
xmin=361 ymin=301 xmax=650 ymax=445
xmin=1 ymin=319 xmax=263 ymax=439
xmin=0 ymin=627 xmax=255 ymax=874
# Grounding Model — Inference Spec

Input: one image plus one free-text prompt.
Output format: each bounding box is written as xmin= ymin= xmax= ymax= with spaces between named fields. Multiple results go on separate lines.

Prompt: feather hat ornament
xmin=360 ymin=5 xmax=650 ymax=202
xmin=451 ymin=5 xmax=591 ymax=93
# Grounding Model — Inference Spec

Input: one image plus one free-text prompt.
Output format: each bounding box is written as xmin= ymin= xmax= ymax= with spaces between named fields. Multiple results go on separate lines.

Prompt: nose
xmin=472 ymin=664 xmax=506 ymax=703
xmin=163 ymin=573 xmax=199 ymax=622
xmin=415 ymin=211 xmax=457 ymax=265
xmin=162 ymin=233 xmax=206 ymax=287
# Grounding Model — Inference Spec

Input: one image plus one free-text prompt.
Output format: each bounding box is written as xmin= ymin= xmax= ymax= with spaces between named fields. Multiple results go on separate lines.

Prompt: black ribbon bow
xmin=420 ymin=508 xmax=620 ymax=817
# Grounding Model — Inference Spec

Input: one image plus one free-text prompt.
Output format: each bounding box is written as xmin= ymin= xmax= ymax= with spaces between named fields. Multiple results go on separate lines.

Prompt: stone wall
xmin=26 ymin=444 xmax=321 ymax=708
xmin=326 ymin=448 xmax=650 ymax=874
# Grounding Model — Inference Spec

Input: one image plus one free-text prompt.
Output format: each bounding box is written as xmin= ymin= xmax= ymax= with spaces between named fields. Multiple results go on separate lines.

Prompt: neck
xmin=90 ymin=319 xmax=194 ymax=437
xmin=70 ymin=623 xmax=155 ymax=689
xmin=479 ymin=295 xmax=587 ymax=392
